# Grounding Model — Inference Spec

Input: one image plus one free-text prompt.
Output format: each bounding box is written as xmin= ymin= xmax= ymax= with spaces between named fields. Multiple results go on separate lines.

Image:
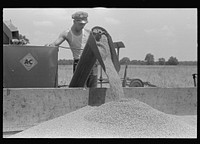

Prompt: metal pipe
xmin=59 ymin=46 xmax=83 ymax=50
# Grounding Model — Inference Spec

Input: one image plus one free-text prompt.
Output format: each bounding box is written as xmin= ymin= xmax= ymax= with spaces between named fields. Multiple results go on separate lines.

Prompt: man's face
xmin=74 ymin=20 xmax=87 ymax=30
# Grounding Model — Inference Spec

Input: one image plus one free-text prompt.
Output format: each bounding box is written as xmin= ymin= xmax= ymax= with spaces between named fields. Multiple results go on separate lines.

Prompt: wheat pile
xmin=84 ymin=99 xmax=196 ymax=138
xmin=8 ymin=98 xmax=196 ymax=138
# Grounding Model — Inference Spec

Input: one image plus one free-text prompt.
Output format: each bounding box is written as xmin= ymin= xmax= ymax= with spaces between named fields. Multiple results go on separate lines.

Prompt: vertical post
xmin=192 ymin=74 xmax=196 ymax=87
xmin=117 ymin=47 xmax=120 ymax=61
xmin=100 ymin=66 xmax=103 ymax=88
xmin=122 ymin=64 xmax=128 ymax=87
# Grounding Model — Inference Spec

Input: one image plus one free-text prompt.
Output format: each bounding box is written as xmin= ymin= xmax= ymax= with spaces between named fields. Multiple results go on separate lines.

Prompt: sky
xmin=3 ymin=8 xmax=197 ymax=61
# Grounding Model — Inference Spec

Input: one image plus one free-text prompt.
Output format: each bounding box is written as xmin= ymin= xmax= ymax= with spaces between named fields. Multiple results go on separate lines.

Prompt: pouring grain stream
xmin=94 ymin=27 xmax=124 ymax=101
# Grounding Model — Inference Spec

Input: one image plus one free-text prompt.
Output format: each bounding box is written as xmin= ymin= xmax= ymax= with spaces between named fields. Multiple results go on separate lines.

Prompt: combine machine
xmin=3 ymin=21 xmax=197 ymax=136
xmin=3 ymin=20 xmax=58 ymax=88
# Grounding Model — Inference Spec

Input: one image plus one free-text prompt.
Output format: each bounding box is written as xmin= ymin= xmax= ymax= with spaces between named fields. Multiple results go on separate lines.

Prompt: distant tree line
xmin=58 ymin=59 xmax=74 ymax=65
xmin=119 ymin=53 xmax=197 ymax=66
xmin=58 ymin=53 xmax=197 ymax=66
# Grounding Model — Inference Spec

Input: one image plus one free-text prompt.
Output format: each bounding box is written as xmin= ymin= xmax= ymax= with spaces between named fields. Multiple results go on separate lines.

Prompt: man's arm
xmin=46 ymin=31 xmax=67 ymax=46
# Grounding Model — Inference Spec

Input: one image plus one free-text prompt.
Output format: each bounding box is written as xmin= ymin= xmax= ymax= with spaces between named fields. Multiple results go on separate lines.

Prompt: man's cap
xmin=72 ymin=11 xmax=88 ymax=24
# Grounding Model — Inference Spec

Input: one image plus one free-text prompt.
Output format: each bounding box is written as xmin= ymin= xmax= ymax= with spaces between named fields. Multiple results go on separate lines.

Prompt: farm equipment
xmin=98 ymin=64 xmax=157 ymax=88
xmin=3 ymin=20 xmax=58 ymax=88
xmin=121 ymin=64 xmax=157 ymax=87
xmin=3 ymin=22 xmax=197 ymax=136
xmin=98 ymin=41 xmax=157 ymax=88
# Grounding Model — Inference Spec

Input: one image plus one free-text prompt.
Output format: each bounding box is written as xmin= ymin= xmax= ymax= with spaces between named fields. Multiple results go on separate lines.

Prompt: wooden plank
xmin=88 ymin=33 xmax=106 ymax=72
xmin=69 ymin=26 xmax=124 ymax=102
xmin=107 ymin=34 xmax=121 ymax=73
xmin=69 ymin=33 xmax=97 ymax=87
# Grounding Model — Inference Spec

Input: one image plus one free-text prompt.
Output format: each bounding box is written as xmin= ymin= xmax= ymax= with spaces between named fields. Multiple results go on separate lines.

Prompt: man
xmin=46 ymin=11 xmax=98 ymax=87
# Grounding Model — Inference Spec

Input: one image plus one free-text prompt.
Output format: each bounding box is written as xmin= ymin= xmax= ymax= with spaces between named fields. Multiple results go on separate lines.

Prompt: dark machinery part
xmin=92 ymin=26 xmax=120 ymax=73
xmin=192 ymin=74 xmax=197 ymax=87
xmin=129 ymin=79 xmax=144 ymax=87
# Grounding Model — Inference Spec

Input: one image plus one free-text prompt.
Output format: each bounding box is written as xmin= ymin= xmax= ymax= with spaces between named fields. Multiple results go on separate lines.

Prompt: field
xmin=58 ymin=65 xmax=197 ymax=88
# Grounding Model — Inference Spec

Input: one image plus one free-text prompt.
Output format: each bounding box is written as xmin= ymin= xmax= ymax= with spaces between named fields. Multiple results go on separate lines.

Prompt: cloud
xmin=144 ymin=28 xmax=156 ymax=33
xmin=31 ymin=30 xmax=57 ymax=45
xmin=105 ymin=17 xmax=120 ymax=25
xmin=33 ymin=21 xmax=54 ymax=27
xmin=33 ymin=30 xmax=44 ymax=35
xmin=161 ymin=25 xmax=175 ymax=37
xmin=92 ymin=7 xmax=120 ymax=25
xmin=93 ymin=7 xmax=109 ymax=15
xmin=144 ymin=25 xmax=175 ymax=37
xmin=26 ymin=8 xmax=67 ymax=19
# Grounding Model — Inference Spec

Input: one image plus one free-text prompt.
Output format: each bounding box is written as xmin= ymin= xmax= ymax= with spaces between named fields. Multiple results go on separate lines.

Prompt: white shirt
xmin=66 ymin=29 xmax=90 ymax=59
